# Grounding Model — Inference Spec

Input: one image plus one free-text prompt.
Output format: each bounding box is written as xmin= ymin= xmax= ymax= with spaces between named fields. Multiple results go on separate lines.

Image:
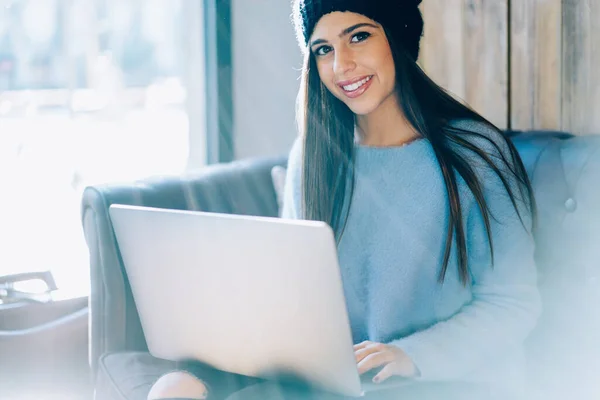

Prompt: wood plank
xmin=419 ymin=0 xmax=509 ymax=129
xmin=510 ymin=0 xmax=562 ymax=131
xmin=419 ymin=0 xmax=466 ymax=101
xmin=593 ymin=1 xmax=600 ymax=134
xmin=562 ymin=0 xmax=600 ymax=135
xmin=463 ymin=0 xmax=509 ymax=129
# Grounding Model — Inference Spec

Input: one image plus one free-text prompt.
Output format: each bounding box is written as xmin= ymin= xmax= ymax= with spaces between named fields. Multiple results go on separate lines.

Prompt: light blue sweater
xmin=281 ymin=120 xmax=541 ymax=388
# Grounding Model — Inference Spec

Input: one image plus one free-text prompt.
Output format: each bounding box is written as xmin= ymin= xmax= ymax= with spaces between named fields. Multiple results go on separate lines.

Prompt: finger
xmin=373 ymin=362 xmax=396 ymax=384
xmin=357 ymin=351 xmax=395 ymax=375
xmin=354 ymin=346 xmax=377 ymax=364
xmin=354 ymin=342 xmax=384 ymax=363
xmin=353 ymin=341 xmax=372 ymax=351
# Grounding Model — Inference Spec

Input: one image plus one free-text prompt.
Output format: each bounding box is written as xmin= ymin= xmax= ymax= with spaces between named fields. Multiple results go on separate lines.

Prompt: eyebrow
xmin=310 ymin=22 xmax=379 ymax=48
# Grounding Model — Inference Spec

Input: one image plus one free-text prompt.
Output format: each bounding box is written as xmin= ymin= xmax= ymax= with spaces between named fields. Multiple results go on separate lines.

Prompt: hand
xmin=354 ymin=341 xmax=418 ymax=384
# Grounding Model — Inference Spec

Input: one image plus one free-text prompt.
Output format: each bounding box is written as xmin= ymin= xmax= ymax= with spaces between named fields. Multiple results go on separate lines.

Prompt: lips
xmin=337 ymin=75 xmax=374 ymax=99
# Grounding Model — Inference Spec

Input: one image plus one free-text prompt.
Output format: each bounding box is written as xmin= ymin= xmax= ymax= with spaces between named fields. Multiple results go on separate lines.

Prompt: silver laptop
xmin=109 ymin=204 xmax=413 ymax=397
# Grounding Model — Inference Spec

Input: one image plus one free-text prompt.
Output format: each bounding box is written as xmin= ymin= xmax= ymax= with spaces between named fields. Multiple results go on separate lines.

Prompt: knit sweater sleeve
xmin=281 ymin=136 xmax=303 ymax=220
xmin=390 ymin=121 xmax=542 ymax=381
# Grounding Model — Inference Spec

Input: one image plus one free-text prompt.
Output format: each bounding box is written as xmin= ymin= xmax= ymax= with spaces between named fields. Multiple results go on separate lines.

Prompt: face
xmin=309 ymin=12 xmax=397 ymax=116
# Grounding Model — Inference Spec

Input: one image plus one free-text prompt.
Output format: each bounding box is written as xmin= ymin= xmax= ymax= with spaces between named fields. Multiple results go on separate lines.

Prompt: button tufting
xmin=564 ymin=198 xmax=577 ymax=213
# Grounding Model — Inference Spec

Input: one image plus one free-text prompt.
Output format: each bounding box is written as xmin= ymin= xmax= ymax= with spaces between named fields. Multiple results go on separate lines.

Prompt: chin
xmin=345 ymin=100 xmax=379 ymax=116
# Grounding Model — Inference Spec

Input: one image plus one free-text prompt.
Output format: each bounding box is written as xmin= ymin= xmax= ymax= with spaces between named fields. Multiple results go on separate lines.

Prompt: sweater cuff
xmin=390 ymin=336 xmax=450 ymax=382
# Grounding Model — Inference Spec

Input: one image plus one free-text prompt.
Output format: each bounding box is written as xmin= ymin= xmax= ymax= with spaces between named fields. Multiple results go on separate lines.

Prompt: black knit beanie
xmin=292 ymin=0 xmax=424 ymax=60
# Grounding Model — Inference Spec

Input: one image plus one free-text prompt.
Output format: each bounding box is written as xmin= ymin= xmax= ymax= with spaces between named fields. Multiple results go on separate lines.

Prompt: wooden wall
xmin=419 ymin=0 xmax=600 ymax=135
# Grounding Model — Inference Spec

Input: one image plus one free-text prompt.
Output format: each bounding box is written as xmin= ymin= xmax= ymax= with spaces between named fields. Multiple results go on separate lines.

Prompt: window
xmin=0 ymin=0 xmax=205 ymax=299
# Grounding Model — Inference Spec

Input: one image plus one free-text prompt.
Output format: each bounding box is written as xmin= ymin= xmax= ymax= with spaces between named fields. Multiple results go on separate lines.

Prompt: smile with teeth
xmin=342 ymin=76 xmax=372 ymax=92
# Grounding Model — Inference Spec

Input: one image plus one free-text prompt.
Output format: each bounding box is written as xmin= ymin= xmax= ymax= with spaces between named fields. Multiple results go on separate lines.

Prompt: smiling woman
xmin=145 ymin=1 xmax=540 ymax=400
xmin=283 ymin=0 xmax=539 ymax=397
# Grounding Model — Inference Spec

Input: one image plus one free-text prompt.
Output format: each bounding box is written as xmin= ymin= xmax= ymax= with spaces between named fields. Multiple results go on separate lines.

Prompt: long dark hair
xmin=297 ymin=24 xmax=536 ymax=286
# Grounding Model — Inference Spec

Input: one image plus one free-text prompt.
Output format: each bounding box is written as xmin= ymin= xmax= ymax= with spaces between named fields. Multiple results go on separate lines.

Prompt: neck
xmin=355 ymin=93 xmax=417 ymax=147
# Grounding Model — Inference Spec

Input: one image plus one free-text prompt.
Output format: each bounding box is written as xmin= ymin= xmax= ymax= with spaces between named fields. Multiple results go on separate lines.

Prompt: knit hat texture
xmin=292 ymin=0 xmax=424 ymax=60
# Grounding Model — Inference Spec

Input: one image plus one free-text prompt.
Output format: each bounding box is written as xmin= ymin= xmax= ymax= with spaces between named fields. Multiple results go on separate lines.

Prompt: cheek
xmin=317 ymin=63 xmax=339 ymax=94
xmin=369 ymin=43 xmax=396 ymax=88
xmin=381 ymin=53 xmax=396 ymax=88
xmin=384 ymin=62 xmax=396 ymax=90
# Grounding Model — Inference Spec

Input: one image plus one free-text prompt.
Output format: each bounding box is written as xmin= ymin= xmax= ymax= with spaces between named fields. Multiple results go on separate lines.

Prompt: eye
xmin=351 ymin=31 xmax=371 ymax=43
xmin=314 ymin=45 xmax=333 ymax=56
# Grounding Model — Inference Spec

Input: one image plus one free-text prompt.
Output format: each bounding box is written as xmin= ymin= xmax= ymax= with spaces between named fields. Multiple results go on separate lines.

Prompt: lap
xmin=224 ymin=380 xmax=514 ymax=400
xmin=177 ymin=362 xmax=515 ymax=400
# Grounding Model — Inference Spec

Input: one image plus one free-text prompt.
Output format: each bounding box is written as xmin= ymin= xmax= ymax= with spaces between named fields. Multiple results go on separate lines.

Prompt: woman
xmin=148 ymin=0 xmax=541 ymax=399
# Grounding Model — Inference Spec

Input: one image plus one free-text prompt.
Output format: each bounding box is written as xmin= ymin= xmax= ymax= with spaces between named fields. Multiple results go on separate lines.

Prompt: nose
xmin=333 ymin=47 xmax=356 ymax=77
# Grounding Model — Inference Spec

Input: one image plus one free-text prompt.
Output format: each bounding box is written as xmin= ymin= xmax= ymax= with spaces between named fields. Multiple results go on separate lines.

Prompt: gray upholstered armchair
xmin=81 ymin=131 xmax=600 ymax=400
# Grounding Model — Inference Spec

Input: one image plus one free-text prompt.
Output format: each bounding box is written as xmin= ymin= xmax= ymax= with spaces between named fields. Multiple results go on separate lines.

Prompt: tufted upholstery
xmin=81 ymin=132 xmax=600 ymax=399
xmin=510 ymin=133 xmax=600 ymax=397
